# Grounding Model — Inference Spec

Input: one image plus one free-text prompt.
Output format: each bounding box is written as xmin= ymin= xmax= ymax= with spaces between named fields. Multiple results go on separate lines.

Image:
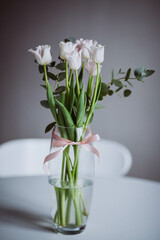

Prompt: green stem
xmin=68 ymin=69 xmax=72 ymax=87
xmin=65 ymin=191 xmax=72 ymax=224
xmin=60 ymin=189 xmax=66 ymax=227
xmin=75 ymin=70 xmax=80 ymax=97
xmin=84 ymin=64 xmax=100 ymax=130
xmin=44 ymin=65 xmax=48 ymax=84
xmin=65 ymin=61 xmax=69 ymax=92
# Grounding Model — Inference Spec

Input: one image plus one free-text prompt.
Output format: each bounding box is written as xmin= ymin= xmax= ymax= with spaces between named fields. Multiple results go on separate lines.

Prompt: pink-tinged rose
xmin=90 ymin=44 xmax=104 ymax=64
xmin=85 ymin=61 xmax=101 ymax=76
xmin=66 ymin=49 xmax=82 ymax=70
xmin=28 ymin=45 xmax=52 ymax=65
xmin=59 ymin=41 xmax=77 ymax=60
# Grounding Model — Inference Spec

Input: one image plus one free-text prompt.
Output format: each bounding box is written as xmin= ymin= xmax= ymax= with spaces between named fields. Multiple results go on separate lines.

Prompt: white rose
xmin=85 ymin=61 xmax=101 ymax=76
xmin=66 ymin=49 xmax=82 ymax=70
xmin=28 ymin=45 xmax=52 ymax=65
xmin=59 ymin=41 xmax=77 ymax=60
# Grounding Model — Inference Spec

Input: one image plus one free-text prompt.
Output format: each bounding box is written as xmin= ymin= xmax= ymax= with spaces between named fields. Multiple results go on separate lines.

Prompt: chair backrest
xmin=94 ymin=139 xmax=132 ymax=177
xmin=0 ymin=138 xmax=132 ymax=178
xmin=0 ymin=138 xmax=50 ymax=178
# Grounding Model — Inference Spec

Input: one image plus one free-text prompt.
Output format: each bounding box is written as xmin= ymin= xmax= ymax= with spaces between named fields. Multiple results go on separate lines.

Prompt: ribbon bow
xmin=43 ymin=129 xmax=100 ymax=174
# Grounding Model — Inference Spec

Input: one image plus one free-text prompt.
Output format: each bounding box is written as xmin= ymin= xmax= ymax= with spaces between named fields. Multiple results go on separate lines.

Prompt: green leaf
xmin=46 ymin=81 xmax=58 ymax=122
xmin=115 ymin=87 xmax=123 ymax=92
xmin=87 ymin=76 xmax=94 ymax=98
xmin=96 ymin=77 xmax=102 ymax=102
xmin=127 ymin=80 xmax=133 ymax=88
xmin=113 ymin=79 xmax=123 ymax=88
xmin=76 ymin=84 xmax=86 ymax=127
xmin=47 ymin=72 xmax=57 ymax=80
xmin=124 ymin=89 xmax=131 ymax=97
xmin=64 ymin=37 xmax=76 ymax=43
xmin=58 ymin=72 xmax=66 ymax=81
xmin=108 ymin=90 xmax=114 ymax=96
xmin=94 ymin=104 xmax=104 ymax=110
xmin=100 ymin=82 xmax=109 ymax=96
xmin=111 ymin=69 xmax=114 ymax=80
xmin=118 ymin=68 xmax=125 ymax=74
xmin=38 ymin=65 xmax=44 ymax=73
xmin=40 ymin=84 xmax=47 ymax=89
xmin=144 ymin=69 xmax=155 ymax=77
xmin=50 ymin=61 xmax=56 ymax=67
xmin=40 ymin=100 xmax=49 ymax=108
xmin=56 ymin=99 xmax=75 ymax=140
xmin=55 ymin=63 xmax=66 ymax=70
xmin=53 ymin=86 xmax=66 ymax=95
xmin=69 ymin=77 xmax=75 ymax=114
xmin=134 ymin=67 xmax=146 ymax=81
xmin=45 ymin=122 xmax=56 ymax=133
xmin=125 ymin=68 xmax=131 ymax=81
xmin=78 ymin=65 xmax=84 ymax=88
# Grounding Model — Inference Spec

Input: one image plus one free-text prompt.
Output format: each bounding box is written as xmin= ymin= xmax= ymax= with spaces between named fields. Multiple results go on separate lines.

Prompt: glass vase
xmin=48 ymin=125 xmax=95 ymax=235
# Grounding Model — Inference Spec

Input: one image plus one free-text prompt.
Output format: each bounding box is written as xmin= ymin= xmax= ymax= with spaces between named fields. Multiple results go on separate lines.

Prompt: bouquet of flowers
xmin=29 ymin=37 xmax=154 ymax=234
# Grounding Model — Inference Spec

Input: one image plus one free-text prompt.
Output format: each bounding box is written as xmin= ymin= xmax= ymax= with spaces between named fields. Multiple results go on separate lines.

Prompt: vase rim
xmin=55 ymin=124 xmax=90 ymax=130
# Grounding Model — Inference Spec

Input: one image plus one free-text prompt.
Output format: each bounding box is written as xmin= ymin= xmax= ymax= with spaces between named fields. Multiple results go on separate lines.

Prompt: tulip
xmin=59 ymin=41 xmax=77 ymax=60
xmin=66 ymin=49 xmax=82 ymax=70
xmin=76 ymin=39 xmax=98 ymax=60
xmin=28 ymin=45 xmax=52 ymax=65
xmin=85 ymin=61 xmax=101 ymax=76
xmin=90 ymin=44 xmax=104 ymax=64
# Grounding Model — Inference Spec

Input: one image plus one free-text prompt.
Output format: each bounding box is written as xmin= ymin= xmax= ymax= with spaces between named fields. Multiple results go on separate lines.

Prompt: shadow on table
xmin=0 ymin=205 xmax=56 ymax=233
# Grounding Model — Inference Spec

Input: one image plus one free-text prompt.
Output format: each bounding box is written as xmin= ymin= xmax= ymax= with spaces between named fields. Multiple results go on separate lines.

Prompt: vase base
xmin=53 ymin=223 xmax=86 ymax=235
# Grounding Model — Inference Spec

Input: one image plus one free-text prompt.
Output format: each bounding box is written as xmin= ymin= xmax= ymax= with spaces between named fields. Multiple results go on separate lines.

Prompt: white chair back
xmin=0 ymin=138 xmax=50 ymax=178
xmin=94 ymin=139 xmax=132 ymax=177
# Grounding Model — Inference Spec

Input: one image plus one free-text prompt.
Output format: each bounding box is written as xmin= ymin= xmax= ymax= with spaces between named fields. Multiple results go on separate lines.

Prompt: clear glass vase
xmin=48 ymin=125 xmax=95 ymax=235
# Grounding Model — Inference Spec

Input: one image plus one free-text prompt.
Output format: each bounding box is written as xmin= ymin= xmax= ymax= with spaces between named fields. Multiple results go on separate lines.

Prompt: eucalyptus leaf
xmin=134 ymin=67 xmax=146 ymax=81
xmin=53 ymin=86 xmax=66 ymax=95
xmin=47 ymin=72 xmax=57 ymax=80
xmin=40 ymin=100 xmax=49 ymax=108
xmin=45 ymin=122 xmax=56 ymax=133
xmin=40 ymin=84 xmax=47 ymax=89
xmin=118 ymin=68 xmax=125 ymax=74
xmin=58 ymin=72 xmax=66 ymax=81
xmin=115 ymin=87 xmax=123 ymax=92
xmin=144 ymin=69 xmax=155 ymax=77
xmin=55 ymin=63 xmax=66 ymax=70
xmin=113 ymin=79 xmax=123 ymax=88
xmin=108 ymin=90 xmax=114 ymax=96
xmin=125 ymin=68 xmax=131 ymax=81
xmin=101 ymin=82 xmax=109 ymax=96
xmin=50 ymin=61 xmax=56 ymax=67
xmin=38 ymin=65 xmax=44 ymax=73
xmin=64 ymin=37 xmax=76 ymax=43
xmin=124 ymin=89 xmax=131 ymax=97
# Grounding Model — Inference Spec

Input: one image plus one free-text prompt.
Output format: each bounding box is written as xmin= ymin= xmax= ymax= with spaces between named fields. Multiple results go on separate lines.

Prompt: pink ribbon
xmin=43 ymin=130 xmax=100 ymax=174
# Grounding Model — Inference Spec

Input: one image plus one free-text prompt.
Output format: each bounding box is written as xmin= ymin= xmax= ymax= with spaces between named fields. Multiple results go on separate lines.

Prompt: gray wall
xmin=1 ymin=0 xmax=160 ymax=181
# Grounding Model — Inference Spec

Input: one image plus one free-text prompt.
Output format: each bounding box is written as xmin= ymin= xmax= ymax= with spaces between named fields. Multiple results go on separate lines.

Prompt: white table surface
xmin=0 ymin=176 xmax=160 ymax=240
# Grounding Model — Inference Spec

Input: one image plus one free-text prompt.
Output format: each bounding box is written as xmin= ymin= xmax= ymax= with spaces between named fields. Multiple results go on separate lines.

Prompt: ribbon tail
xmin=82 ymin=143 xmax=100 ymax=162
xmin=43 ymin=148 xmax=63 ymax=174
